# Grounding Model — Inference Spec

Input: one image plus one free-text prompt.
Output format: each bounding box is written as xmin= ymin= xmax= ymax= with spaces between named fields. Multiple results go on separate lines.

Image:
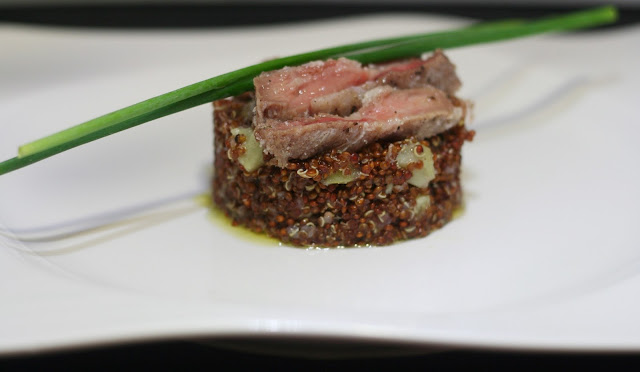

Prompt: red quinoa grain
xmin=212 ymin=93 xmax=473 ymax=247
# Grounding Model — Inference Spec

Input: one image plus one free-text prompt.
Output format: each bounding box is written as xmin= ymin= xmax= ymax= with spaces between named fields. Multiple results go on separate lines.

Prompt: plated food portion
xmin=0 ymin=7 xmax=616 ymax=247
xmin=213 ymin=50 xmax=474 ymax=247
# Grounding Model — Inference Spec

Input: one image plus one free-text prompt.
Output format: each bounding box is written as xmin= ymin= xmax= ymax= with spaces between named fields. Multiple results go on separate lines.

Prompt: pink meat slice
xmin=254 ymin=58 xmax=371 ymax=121
xmin=255 ymin=86 xmax=465 ymax=166
xmin=372 ymin=50 xmax=461 ymax=94
xmin=254 ymin=50 xmax=460 ymax=121
xmin=251 ymin=50 xmax=467 ymax=166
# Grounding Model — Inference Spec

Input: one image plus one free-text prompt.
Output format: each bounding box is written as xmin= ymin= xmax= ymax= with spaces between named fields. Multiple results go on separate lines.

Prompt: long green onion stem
xmin=14 ymin=19 xmax=520 ymax=161
xmin=0 ymin=6 xmax=617 ymax=176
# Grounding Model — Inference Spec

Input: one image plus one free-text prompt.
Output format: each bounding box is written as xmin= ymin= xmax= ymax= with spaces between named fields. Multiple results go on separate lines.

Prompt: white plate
xmin=1 ymin=15 xmax=640 ymax=356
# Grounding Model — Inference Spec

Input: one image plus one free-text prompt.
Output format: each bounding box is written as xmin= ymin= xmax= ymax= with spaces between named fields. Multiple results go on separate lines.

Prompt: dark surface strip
xmin=2 ymin=340 xmax=640 ymax=371
xmin=0 ymin=4 xmax=638 ymax=29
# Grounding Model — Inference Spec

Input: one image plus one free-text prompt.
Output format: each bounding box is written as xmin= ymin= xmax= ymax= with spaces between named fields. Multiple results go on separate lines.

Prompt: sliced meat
xmin=372 ymin=50 xmax=461 ymax=95
xmin=254 ymin=86 xmax=465 ymax=166
xmin=254 ymin=58 xmax=371 ymax=121
xmin=309 ymin=84 xmax=370 ymax=117
xmin=254 ymin=49 xmax=461 ymax=122
xmin=252 ymin=50 xmax=468 ymax=166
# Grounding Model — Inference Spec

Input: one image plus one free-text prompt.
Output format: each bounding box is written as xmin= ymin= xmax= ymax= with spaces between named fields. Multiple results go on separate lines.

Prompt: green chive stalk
xmin=0 ymin=6 xmax=617 ymax=176
xmin=14 ymin=19 xmax=522 ymax=161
